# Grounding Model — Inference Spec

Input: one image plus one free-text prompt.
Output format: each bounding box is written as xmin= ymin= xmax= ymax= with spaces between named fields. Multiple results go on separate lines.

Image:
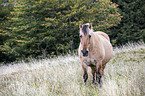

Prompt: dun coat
xmin=78 ymin=23 xmax=113 ymax=87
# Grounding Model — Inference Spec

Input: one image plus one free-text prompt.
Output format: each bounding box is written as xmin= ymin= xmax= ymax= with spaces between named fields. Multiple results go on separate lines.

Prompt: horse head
xmin=79 ymin=23 xmax=93 ymax=56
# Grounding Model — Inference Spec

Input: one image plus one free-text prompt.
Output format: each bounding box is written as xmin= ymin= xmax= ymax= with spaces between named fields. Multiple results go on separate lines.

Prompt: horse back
xmin=95 ymin=31 xmax=110 ymax=41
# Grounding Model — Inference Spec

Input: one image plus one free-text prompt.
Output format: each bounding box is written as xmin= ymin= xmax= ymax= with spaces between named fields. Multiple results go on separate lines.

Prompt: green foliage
xmin=110 ymin=0 xmax=145 ymax=45
xmin=0 ymin=0 xmax=14 ymax=62
xmin=0 ymin=0 xmax=121 ymax=62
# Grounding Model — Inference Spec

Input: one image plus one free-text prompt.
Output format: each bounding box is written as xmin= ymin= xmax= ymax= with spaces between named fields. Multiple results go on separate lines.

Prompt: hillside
xmin=0 ymin=42 xmax=145 ymax=96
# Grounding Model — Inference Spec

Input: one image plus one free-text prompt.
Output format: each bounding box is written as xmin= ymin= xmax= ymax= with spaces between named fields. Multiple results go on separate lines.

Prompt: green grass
xmin=0 ymin=42 xmax=145 ymax=96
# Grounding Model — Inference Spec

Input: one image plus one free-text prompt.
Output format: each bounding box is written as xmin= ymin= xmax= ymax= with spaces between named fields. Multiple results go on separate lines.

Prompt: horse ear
xmin=79 ymin=23 xmax=82 ymax=28
xmin=89 ymin=23 xmax=93 ymax=29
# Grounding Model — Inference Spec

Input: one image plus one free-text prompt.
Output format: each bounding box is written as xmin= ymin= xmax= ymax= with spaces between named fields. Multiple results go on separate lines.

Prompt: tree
xmin=0 ymin=0 xmax=121 ymax=62
xmin=0 ymin=0 xmax=14 ymax=62
xmin=110 ymin=0 xmax=145 ymax=45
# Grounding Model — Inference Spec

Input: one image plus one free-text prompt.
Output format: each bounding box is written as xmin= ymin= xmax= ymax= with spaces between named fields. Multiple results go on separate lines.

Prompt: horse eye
xmin=80 ymin=35 xmax=82 ymax=38
xmin=89 ymin=35 xmax=91 ymax=38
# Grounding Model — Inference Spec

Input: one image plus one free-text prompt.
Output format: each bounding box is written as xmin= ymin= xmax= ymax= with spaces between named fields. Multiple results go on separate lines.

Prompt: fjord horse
xmin=78 ymin=23 xmax=113 ymax=87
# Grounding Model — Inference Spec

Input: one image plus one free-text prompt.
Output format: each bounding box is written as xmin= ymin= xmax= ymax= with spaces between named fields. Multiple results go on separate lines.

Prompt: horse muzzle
xmin=81 ymin=50 xmax=89 ymax=57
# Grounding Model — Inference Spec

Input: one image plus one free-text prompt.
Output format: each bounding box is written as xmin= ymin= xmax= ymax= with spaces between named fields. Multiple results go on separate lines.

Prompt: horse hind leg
xmin=96 ymin=60 xmax=103 ymax=87
xmin=102 ymin=63 xmax=107 ymax=76
xmin=98 ymin=63 xmax=107 ymax=85
xmin=97 ymin=63 xmax=107 ymax=87
xmin=96 ymin=71 xmax=102 ymax=87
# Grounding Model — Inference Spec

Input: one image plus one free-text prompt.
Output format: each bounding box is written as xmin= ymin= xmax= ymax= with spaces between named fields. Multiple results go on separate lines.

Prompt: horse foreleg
xmin=82 ymin=64 xmax=88 ymax=83
xmin=96 ymin=60 xmax=103 ymax=87
xmin=91 ymin=66 xmax=96 ymax=84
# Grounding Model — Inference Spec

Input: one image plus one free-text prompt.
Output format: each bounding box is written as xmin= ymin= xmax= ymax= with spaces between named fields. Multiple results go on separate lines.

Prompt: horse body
xmin=78 ymin=23 xmax=113 ymax=86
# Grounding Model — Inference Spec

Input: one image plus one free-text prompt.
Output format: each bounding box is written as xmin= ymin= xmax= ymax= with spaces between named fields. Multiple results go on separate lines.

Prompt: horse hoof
xmin=92 ymin=81 xmax=97 ymax=85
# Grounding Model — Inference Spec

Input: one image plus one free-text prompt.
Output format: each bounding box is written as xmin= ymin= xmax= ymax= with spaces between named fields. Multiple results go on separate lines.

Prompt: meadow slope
xmin=0 ymin=42 xmax=145 ymax=96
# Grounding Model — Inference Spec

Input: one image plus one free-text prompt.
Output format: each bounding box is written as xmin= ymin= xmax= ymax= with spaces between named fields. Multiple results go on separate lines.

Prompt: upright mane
xmin=82 ymin=25 xmax=88 ymax=35
xmin=82 ymin=23 xmax=93 ymax=35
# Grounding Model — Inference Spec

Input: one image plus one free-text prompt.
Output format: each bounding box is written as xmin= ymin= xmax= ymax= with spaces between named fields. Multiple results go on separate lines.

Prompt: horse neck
xmin=89 ymin=32 xmax=100 ymax=51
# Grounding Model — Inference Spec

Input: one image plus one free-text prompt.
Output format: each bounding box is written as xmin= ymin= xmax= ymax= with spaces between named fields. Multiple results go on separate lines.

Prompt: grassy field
xmin=0 ymin=42 xmax=145 ymax=96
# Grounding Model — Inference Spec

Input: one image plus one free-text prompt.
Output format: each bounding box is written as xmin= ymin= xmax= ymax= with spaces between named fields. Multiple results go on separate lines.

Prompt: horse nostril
xmin=81 ymin=50 xmax=83 ymax=54
xmin=81 ymin=50 xmax=89 ymax=56
xmin=86 ymin=50 xmax=88 ymax=54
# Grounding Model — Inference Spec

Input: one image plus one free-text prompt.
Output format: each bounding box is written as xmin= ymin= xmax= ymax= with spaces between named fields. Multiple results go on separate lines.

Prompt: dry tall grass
xmin=0 ymin=42 xmax=145 ymax=96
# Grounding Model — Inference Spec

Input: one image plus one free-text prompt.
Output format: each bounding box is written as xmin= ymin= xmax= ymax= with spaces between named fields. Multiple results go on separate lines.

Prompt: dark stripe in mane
xmin=82 ymin=25 xmax=89 ymax=35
